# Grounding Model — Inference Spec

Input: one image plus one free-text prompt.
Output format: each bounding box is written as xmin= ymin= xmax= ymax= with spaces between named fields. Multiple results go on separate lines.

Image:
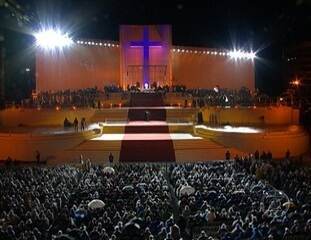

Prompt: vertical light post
xmin=290 ymin=78 xmax=300 ymax=107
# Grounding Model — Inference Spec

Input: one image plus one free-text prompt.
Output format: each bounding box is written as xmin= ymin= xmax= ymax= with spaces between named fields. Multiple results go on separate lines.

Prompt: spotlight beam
xmin=34 ymin=29 xmax=73 ymax=50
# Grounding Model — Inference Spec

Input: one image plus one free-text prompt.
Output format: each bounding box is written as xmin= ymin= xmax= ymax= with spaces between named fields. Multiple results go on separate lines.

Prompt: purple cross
xmin=130 ymin=26 xmax=162 ymax=87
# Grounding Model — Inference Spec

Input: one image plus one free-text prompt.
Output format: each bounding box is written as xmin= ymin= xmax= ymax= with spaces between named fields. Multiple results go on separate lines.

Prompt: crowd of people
xmin=64 ymin=117 xmax=87 ymax=131
xmin=187 ymin=87 xmax=272 ymax=107
xmin=0 ymin=156 xmax=310 ymax=240
xmin=170 ymin=158 xmax=311 ymax=240
xmin=32 ymin=88 xmax=100 ymax=108
xmin=0 ymin=164 xmax=174 ymax=240
xmin=10 ymin=85 xmax=279 ymax=109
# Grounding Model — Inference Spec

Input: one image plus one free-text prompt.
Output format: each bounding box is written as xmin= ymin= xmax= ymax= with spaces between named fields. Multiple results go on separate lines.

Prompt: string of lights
xmin=34 ymin=29 xmax=256 ymax=60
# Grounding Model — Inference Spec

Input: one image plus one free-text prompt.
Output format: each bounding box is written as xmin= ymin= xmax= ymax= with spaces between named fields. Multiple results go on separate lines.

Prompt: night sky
xmin=1 ymin=0 xmax=311 ymax=99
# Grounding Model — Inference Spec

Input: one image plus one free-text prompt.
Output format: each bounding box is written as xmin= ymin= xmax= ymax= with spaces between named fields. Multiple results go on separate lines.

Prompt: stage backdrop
xmin=36 ymin=25 xmax=255 ymax=92
xmin=36 ymin=41 xmax=120 ymax=92
xmin=171 ymin=47 xmax=254 ymax=90
xmin=120 ymin=25 xmax=172 ymax=88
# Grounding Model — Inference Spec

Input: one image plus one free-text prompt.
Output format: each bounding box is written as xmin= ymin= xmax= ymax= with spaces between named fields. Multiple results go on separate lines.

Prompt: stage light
xmin=291 ymin=79 xmax=300 ymax=86
xmin=229 ymin=50 xmax=256 ymax=60
xmin=34 ymin=29 xmax=73 ymax=49
xmin=247 ymin=51 xmax=256 ymax=59
xmin=25 ymin=68 xmax=30 ymax=72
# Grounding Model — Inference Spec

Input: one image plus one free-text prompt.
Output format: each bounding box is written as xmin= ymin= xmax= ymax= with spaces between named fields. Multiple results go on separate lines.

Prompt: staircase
xmin=173 ymin=137 xmax=229 ymax=162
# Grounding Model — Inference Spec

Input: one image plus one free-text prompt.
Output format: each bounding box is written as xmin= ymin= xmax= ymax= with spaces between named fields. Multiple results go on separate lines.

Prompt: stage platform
xmin=90 ymin=107 xmax=196 ymax=122
xmin=195 ymin=124 xmax=310 ymax=159
xmin=67 ymin=132 xmax=241 ymax=163
xmin=0 ymin=93 xmax=308 ymax=163
xmin=101 ymin=121 xmax=193 ymax=133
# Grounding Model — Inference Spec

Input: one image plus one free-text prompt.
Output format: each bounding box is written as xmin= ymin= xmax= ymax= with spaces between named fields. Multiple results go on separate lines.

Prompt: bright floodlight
xmin=35 ymin=29 xmax=73 ymax=49
xmin=229 ymin=50 xmax=256 ymax=60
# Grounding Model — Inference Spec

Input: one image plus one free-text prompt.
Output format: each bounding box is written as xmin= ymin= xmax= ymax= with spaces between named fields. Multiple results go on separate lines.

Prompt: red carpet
xmin=130 ymin=92 xmax=164 ymax=106
xmin=127 ymin=108 xmax=167 ymax=121
xmin=119 ymin=93 xmax=176 ymax=162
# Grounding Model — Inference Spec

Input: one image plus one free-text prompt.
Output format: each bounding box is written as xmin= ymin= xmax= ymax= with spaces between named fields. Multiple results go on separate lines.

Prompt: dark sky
xmin=2 ymin=0 xmax=311 ymax=97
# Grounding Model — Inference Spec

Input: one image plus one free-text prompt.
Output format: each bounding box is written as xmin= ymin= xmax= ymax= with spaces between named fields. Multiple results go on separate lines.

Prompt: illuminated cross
xmin=130 ymin=26 xmax=162 ymax=87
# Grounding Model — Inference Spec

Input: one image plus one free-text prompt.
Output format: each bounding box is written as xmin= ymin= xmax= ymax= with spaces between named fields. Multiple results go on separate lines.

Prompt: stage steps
xmin=102 ymin=122 xmax=193 ymax=134
xmin=90 ymin=108 xmax=128 ymax=122
xmin=89 ymin=107 xmax=196 ymax=123
xmin=67 ymin=133 xmax=236 ymax=163
xmin=194 ymin=126 xmax=248 ymax=157
xmin=173 ymin=138 xmax=229 ymax=162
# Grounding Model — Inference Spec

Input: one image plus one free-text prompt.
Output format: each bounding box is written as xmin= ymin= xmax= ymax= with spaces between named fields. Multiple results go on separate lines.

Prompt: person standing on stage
xmin=81 ymin=117 xmax=86 ymax=131
xmin=108 ymin=152 xmax=114 ymax=165
xmin=74 ymin=117 xmax=79 ymax=132
xmin=36 ymin=150 xmax=40 ymax=164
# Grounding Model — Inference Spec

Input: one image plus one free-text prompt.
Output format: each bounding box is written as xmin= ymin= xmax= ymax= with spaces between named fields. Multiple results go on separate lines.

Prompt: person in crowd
xmin=108 ymin=152 xmax=114 ymax=165
xmin=74 ymin=117 xmax=79 ymax=132
xmin=35 ymin=150 xmax=40 ymax=164
xmin=81 ymin=117 xmax=86 ymax=131
xmin=225 ymin=150 xmax=231 ymax=160
xmin=63 ymin=117 xmax=72 ymax=128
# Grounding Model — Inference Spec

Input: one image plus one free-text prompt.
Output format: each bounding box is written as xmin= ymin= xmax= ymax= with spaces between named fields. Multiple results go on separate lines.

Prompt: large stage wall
xmin=36 ymin=44 xmax=254 ymax=92
xmin=171 ymin=47 xmax=254 ymax=90
xmin=36 ymin=41 xmax=120 ymax=92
